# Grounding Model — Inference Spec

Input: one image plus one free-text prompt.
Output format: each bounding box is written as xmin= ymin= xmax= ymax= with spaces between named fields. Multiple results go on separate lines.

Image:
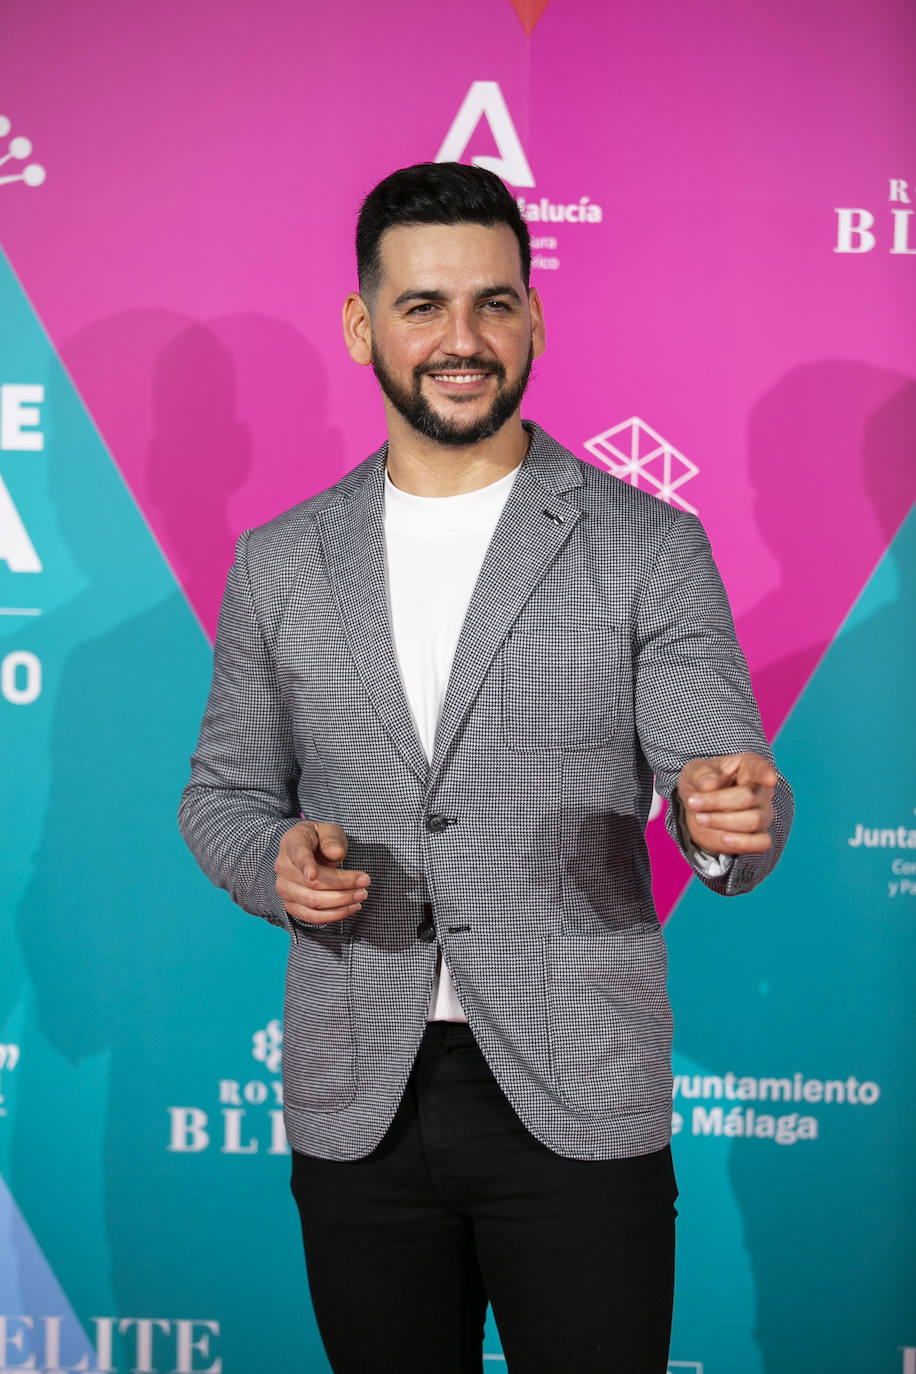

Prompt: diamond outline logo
xmin=0 ymin=116 xmax=46 ymax=189
xmin=584 ymin=416 xmax=699 ymax=514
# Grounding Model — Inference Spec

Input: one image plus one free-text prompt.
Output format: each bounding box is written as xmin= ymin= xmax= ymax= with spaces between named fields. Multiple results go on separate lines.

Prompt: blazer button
xmin=425 ymin=813 xmax=451 ymax=833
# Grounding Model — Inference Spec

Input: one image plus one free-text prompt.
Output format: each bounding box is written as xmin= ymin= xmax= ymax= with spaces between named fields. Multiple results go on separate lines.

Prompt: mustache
xmin=416 ymin=360 xmax=504 ymax=377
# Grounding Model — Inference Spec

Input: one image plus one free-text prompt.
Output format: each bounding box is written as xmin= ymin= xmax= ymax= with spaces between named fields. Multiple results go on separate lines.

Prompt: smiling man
xmin=179 ymin=162 xmax=793 ymax=1373
xmin=358 ymin=220 xmax=537 ymax=454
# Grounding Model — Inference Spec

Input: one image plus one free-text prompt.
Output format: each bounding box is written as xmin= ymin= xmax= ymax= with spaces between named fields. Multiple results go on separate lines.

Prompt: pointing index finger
xmin=289 ymin=842 xmax=318 ymax=882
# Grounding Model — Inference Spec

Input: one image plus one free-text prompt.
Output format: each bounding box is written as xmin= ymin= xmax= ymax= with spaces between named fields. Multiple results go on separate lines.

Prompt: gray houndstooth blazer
xmin=179 ymin=421 xmax=793 ymax=1161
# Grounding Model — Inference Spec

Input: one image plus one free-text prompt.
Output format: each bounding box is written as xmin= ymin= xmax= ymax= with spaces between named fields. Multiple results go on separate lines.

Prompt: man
xmin=179 ymin=162 xmax=792 ymax=1373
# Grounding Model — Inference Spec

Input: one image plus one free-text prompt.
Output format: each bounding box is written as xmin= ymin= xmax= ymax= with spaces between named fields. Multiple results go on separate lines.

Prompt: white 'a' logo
xmin=435 ymin=81 xmax=535 ymax=188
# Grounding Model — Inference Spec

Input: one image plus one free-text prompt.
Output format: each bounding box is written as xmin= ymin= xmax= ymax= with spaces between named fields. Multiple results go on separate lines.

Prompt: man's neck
xmin=384 ymin=412 xmax=530 ymax=497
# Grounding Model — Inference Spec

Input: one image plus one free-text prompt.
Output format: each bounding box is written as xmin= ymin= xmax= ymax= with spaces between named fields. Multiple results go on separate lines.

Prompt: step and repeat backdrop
xmin=1 ymin=1 xmax=914 ymax=1370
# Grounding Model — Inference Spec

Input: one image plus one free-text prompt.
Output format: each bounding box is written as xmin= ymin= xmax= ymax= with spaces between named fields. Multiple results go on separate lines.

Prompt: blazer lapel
xmin=316 ymin=450 xmax=430 ymax=783
xmin=428 ymin=425 xmax=585 ymax=782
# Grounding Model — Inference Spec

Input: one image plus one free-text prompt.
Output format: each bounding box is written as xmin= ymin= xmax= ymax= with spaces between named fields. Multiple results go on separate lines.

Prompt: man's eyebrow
xmin=474 ymin=284 xmax=523 ymax=303
xmin=390 ymin=284 xmax=524 ymax=308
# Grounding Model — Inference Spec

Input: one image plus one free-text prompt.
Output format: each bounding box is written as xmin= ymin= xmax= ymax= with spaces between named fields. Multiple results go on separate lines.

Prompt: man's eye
xmin=407 ymin=303 xmax=436 ymax=315
xmin=484 ymin=300 xmax=510 ymax=311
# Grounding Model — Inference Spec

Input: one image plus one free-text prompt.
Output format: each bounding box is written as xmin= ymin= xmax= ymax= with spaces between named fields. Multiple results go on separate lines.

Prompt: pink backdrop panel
xmin=2 ymin=0 xmax=914 ymax=914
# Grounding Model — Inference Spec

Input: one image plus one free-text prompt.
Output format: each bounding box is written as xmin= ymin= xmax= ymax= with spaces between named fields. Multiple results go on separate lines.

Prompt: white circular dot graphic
xmin=0 ymin=116 xmax=11 ymax=137
xmin=23 ymin=163 xmax=46 ymax=187
xmin=8 ymin=136 xmax=32 ymax=159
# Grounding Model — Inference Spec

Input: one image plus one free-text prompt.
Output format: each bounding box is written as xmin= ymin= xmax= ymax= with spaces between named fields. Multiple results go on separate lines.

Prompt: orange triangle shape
xmin=508 ymin=0 xmax=553 ymax=34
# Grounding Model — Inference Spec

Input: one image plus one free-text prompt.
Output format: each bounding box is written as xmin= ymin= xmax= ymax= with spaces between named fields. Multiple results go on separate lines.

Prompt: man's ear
xmin=528 ymin=287 xmax=546 ymax=361
xmin=343 ymin=292 xmax=373 ymax=366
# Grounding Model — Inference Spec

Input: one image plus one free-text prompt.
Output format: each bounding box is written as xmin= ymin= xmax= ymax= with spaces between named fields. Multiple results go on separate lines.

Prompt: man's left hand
xmin=676 ymin=753 xmax=778 ymax=855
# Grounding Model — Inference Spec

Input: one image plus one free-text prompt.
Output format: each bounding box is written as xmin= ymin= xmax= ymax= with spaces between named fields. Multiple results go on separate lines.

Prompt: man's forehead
xmin=376 ymin=221 xmax=524 ymax=290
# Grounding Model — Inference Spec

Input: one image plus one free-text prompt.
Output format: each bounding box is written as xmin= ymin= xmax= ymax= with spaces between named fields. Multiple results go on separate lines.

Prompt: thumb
xmin=715 ymin=754 xmax=742 ymax=779
xmin=697 ymin=754 xmax=741 ymax=790
xmin=736 ymin=753 xmax=779 ymax=787
xmin=685 ymin=756 xmax=737 ymax=793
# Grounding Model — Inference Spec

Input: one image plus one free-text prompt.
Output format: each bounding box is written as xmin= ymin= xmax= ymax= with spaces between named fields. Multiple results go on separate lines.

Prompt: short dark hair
xmin=356 ymin=162 xmax=531 ymax=300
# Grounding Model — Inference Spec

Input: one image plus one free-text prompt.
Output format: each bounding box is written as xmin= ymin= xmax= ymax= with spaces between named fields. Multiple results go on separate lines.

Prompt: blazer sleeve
xmin=178 ymin=530 xmax=300 ymax=928
xmin=633 ymin=509 xmax=793 ymax=897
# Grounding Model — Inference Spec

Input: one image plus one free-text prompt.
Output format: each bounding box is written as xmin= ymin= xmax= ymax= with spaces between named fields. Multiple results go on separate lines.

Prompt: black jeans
xmin=291 ymin=1021 xmax=677 ymax=1374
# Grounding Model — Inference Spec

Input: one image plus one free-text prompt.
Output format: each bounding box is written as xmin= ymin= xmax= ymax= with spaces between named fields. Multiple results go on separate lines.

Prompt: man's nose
xmin=438 ymin=307 xmax=485 ymax=357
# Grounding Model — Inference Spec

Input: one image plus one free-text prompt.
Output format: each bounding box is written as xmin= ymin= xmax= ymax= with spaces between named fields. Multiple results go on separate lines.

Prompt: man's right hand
xmin=274 ymin=820 xmax=370 ymax=926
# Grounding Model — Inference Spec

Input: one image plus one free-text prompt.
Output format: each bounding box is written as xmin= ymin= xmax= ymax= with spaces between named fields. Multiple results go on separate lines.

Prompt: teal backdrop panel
xmin=667 ymin=504 xmax=916 ymax=1374
xmin=0 ymin=251 xmax=331 ymax=1371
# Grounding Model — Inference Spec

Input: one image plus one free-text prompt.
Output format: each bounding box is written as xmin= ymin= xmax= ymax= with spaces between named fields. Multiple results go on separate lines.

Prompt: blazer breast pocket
xmin=501 ymin=616 xmax=628 ymax=751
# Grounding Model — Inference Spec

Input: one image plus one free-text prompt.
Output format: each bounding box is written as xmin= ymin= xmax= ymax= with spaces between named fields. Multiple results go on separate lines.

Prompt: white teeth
xmin=431 ymin=374 xmax=488 ymax=384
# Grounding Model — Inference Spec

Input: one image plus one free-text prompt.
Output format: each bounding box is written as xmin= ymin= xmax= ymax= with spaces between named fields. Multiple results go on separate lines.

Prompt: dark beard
xmin=370 ymin=341 xmax=534 ymax=447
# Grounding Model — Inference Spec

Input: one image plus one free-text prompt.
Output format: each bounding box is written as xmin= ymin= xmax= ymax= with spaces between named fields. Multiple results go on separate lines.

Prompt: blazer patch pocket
xmin=282 ymin=925 xmax=357 ymax=1112
xmin=502 ymin=618 xmax=627 ymax=750
xmin=545 ymin=926 xmax=672 ymax=1117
